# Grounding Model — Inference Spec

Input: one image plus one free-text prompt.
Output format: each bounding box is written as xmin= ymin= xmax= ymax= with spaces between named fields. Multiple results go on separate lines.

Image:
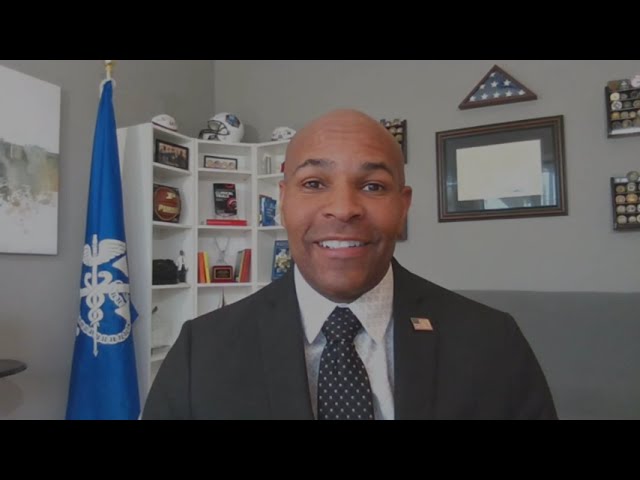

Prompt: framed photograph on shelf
xmin=154 ymin=139 xmax=189 ymax=170
xmin=435 ymin=115 xmax=567 ymax=222
xmin=204 ymin=154 xmax=238 ymax=170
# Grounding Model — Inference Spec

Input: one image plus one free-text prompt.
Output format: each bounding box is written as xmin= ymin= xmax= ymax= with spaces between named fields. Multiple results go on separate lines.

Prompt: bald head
xmin=284 ymin=109 xmax=406 ymax=186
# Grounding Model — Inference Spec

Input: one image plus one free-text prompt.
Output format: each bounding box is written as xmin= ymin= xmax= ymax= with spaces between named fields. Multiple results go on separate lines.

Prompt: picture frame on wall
xmin=154 ymin=138 xmax=189 ymax=170
xmin=203 ymin=154 xmax=238 ymax=170
xmin=435 ymin=115 xmax=567 ymax=222
xmin=0 ymin=65 xmax=61 ymax=255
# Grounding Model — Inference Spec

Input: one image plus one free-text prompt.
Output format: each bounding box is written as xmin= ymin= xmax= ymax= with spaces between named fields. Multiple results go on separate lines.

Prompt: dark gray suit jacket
xmin=142 ymin=259 xmax=557 ymax=419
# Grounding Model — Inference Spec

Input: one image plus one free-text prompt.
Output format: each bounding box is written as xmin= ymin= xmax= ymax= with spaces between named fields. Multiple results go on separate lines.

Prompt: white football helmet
xmin=202 ymin=112 xmax=245 ymax=143
xmin=152 ymin=114 xmax=178 ymax=132
xmin=271 ymin=126 xmax=296 ymax=141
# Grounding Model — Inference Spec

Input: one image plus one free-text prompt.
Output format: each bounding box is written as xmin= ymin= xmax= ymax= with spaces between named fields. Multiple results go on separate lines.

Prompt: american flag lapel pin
xmin=411 ymin=317 xmax=433 ymax=331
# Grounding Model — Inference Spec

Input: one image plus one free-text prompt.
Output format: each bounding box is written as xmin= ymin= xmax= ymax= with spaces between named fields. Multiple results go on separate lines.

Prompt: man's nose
xmin=322 ymin=185 xmax=364 ymax=222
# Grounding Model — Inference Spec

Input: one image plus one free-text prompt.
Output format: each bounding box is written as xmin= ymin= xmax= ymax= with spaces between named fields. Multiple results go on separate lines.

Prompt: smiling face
xmin=279 ymin=109 xmax=412 ymax=303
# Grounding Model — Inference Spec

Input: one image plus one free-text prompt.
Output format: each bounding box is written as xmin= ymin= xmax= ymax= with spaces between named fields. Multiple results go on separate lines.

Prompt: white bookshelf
xmin=151 ymin=283 xmax=191 ymax=290
xmin=117 ymin=123 xmax=289 ymax=402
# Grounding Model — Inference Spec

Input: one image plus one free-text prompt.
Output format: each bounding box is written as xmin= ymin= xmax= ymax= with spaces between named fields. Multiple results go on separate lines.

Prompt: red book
xmin=205 ymin=219 xmax=248 ymax=226
xmin=240 ymin=249 xmax=252 ymax=283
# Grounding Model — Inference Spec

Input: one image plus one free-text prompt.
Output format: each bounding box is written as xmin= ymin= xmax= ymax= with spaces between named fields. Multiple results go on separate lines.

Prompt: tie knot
xmin=322 ymin=307 xmax=362 ymax=344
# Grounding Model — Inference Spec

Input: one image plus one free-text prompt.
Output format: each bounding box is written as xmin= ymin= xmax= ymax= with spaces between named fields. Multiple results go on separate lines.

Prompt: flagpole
xmin=105 ymin=60 xmax=114 ymax=80
xmin=100 ymin=60 xmax=116 ymax=96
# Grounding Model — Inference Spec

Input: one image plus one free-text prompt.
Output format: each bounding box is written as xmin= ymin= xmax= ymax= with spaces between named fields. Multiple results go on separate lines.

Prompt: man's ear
xmin=401 ymin=185 xmax=412 ymax=218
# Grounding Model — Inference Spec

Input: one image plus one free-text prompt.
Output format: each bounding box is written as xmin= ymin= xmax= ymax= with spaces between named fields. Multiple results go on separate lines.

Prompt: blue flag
xmin=66 ymin=80 xmax=140 ymax=420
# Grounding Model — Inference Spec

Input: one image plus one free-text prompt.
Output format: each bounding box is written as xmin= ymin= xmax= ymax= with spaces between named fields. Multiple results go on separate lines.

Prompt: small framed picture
xmin=154 ymin=139 xmax=189 ymax=170
xmin=204 ymin=155 xmax=238 ymax=170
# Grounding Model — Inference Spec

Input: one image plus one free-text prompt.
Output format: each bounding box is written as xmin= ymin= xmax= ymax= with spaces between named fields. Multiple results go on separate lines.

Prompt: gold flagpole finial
xmin=105 ymin=60 xmax=115 ymax=80
xmin=100 ymin=60 xmax=116 ymax=97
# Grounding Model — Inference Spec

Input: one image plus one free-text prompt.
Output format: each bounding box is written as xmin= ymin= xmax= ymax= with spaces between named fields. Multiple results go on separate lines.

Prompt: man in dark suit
xmin=142 ymin=109 xmax=557 ymax=420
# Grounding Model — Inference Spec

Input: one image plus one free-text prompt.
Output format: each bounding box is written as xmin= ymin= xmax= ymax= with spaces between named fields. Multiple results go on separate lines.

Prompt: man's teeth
xmin=319 ymin=240 xmax=364 ymax=249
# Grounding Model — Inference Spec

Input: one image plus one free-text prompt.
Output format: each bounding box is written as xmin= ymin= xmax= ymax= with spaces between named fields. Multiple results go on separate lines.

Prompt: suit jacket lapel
xmin=392 ymin=259 xmax=439 ymax=420
xmin=258 ymin=270 xmax=314 ymax=419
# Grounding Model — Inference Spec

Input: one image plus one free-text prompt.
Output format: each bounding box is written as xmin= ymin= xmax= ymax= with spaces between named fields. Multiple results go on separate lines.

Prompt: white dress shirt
xmin=294 ymin=264 xmax=395 ymax=420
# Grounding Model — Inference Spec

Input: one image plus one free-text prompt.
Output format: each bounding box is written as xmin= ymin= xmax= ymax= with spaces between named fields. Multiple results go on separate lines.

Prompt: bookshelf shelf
xmin=151 ymin=283 xmax=190 ymax=290
xmin=197 ymin=282 xmax=253 ymax=288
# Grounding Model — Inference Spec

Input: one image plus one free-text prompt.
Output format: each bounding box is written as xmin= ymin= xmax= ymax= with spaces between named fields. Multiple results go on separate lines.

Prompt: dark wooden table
xmin=0 ymin=359 xmax=27 ymax=379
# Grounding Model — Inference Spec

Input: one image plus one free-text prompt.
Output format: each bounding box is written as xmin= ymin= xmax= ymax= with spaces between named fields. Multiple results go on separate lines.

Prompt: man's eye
xmin=363 ymin=183 xmax=384 ymax=192
xmin=303 ymin=180 xmax=323 ymax=189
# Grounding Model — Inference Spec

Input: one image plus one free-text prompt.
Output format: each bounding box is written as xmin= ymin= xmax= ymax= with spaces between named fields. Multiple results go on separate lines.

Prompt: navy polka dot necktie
xmin=317 ymin=307 xmax=375 ymax=420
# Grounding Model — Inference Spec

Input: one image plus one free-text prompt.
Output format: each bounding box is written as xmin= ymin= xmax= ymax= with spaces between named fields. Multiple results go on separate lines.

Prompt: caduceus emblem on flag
xmin=78 ymin=234 xmax=134 ymax=356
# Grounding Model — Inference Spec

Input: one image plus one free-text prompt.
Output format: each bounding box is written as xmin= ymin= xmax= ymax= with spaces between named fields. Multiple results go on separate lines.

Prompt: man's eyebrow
xmin=360 ymin=161 xmax=395 ymax=177
xmin=292 ymin=158 xmax=335 ymax=174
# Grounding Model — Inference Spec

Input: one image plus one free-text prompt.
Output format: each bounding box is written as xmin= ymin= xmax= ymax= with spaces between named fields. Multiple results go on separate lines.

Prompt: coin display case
xmin=605 ymin=76 xmax=640 ymax=138
xmin=380 ymin=118 xmax=407 ymax=162
xmin=611 ymin=171 xmax=640 ymax=231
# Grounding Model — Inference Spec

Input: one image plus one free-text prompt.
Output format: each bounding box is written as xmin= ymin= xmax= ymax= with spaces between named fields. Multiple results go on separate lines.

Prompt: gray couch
xmin=461 ymin=291 xmax=640 ymax=420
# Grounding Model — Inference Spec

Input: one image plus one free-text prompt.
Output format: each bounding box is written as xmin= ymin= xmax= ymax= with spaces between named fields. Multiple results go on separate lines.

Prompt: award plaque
xmin=153 ymin=184 xmax=181 ymax=223
xmin=211 ymin=264 xmax=234 ymax=283
xmin=211 ymin=237 xmax=234 ymax=283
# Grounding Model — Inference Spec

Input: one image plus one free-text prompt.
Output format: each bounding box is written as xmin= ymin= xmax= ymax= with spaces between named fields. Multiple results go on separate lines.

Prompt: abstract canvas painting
xmin=0 ymin=65 xmax=61 ymax=254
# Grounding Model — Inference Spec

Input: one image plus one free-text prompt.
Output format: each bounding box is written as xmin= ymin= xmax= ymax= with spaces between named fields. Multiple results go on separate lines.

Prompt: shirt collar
xmin=295 ymin=263 xmax=394 ymax=345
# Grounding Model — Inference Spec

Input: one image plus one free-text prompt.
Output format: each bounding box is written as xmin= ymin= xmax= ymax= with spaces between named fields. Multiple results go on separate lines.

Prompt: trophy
xmin=211 ymin=237 xmax=234 ymax=283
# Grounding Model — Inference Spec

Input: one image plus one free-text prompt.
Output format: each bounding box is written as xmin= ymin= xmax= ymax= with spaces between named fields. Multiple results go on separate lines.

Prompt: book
xmin=213 ymin=183 xmax=237 ymax=218
xmin=203 ymin=251 xmax=211 ymax=283
xmin=271 ymin=240 xmax=292 ymax=280
xmin=233 ymin=248 xmax=252 ymax=283
xmin=197 ymin=252 xmax=206 ymax=284
xmin=259 ymin=195 xmax=277 ymax=226
xmin=234 ymin=250 xmax=244 ymax=283
xmin=239 ymin=249 xmax=251 ymax=283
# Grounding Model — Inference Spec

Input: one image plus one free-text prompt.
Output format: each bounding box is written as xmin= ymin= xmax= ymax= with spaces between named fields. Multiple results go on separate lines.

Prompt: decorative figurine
xmin=176 ymin=250 xmax=187 ymax=283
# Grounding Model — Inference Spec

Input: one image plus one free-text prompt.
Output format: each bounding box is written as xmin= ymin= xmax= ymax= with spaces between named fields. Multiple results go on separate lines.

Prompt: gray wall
xmin=0 ymin=60 xmax=214 ymax=419
xmin=213 ymin=60 xmax=640 ymax=293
